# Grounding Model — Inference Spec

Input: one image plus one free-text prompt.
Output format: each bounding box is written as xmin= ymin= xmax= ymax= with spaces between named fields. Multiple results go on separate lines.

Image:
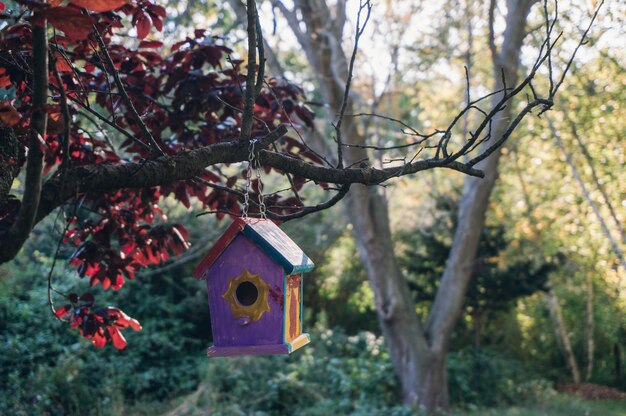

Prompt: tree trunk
xmin=550 ymin=118 xmax=626 ymax=271
xmin=426 ymin=0 xmax=534 ymax=367
xmin=562 ymin=105 xmax=626 ymax=244
xmin=585 ymin=273 xmax=594 ymax=380
xmin=546 ymin=286 xmax=581 ymax=383
xmin=615 ymin=343 xmax=622 ymax=384
xmin=345 ymin=183 xmax=433 ymax=406
xmin=274 ymin=0 xmax=439 ymax=408
xmin=274 ymin=0 xmax=535 ymax=411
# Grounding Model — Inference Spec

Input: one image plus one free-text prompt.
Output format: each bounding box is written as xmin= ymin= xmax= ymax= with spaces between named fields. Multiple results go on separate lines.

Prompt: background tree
xmin=264 ymin=0 xmax=602 ymax=410
xmin=0 ymin=0 xmax=616 ymax=414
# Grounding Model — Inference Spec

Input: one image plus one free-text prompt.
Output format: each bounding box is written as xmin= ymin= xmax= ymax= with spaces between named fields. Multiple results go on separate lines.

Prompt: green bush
xmin=448 ymin=347 xmax=554 ymax=408
xmin=192 ymin=328 xmax=412 ymax=416
xmin=0 ymin=258 xmax=210 ymax=416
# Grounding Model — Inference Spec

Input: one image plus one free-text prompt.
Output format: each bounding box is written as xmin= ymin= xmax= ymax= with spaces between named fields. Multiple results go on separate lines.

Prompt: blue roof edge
xmin=242 ymin=224 xmax=315 ymax=275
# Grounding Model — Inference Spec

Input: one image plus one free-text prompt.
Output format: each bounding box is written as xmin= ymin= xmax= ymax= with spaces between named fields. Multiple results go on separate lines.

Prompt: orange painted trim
xmin=284 ymin=274 xmax=301 ymax=342
xmin=287 ymin=333 xmax=310 ymax=353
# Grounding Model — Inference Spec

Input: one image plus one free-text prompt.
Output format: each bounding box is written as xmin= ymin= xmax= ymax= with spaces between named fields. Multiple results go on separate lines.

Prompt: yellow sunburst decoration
xmin=222 ymin=269 xmax=270 ymax=322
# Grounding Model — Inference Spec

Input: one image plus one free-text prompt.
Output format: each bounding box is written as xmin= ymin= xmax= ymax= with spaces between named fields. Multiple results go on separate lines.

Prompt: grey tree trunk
xmin=550 ymin=119 xmax=626 ymax=271
xmin=546 ymin=286 xmax=581 ymax=383
xmin=562 ymin=104 xmax=626 ymax=244
xmin=271 ymin=0 xmax=535 ymax=411
xmin=276 ymin=0 xmax=434 ymax=406
xmin=585 ymin=272 xmax=595 ymax=380
xmin=425 ymin=0 xmax=535 ymax=390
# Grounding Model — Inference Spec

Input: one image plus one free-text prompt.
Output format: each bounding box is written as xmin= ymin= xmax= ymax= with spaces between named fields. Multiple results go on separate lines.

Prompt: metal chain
xmin=242 ymin=138 xmax=266 ymax=219
xmin=255 ymin=152 xmax=267 ymax=219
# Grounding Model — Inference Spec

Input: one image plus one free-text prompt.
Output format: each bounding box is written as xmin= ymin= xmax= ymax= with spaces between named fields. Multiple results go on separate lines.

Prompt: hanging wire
xmin=242 ymin=138 xmax=266 ymax=219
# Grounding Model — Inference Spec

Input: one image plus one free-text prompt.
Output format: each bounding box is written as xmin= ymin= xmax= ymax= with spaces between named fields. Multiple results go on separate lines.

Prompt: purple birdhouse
xmin=193 ymin=218 xmax=314 ymax=357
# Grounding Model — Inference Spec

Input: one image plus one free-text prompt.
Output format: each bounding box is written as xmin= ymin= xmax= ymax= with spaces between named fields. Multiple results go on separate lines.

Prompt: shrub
xmin=448 ymin=347 xmax=554 ymax=408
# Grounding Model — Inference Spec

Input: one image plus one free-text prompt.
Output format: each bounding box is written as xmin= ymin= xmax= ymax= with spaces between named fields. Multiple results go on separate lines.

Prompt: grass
xmin=454 ymin=395 xmax=626 ymax=416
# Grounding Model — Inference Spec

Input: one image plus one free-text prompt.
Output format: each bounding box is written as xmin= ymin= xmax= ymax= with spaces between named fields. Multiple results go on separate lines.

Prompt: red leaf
xmin=138 ymin=40 xmax=163 ymax=49
xmin=108 ymin=307 xmax=142 ymax=331
xmin=0 ymin=101 xmax=21 ymax=126
xmin=135 ymin=11 xmax=151 ymax=39
xmin=107 ymin=326 xmax=127 ymax=349
xmin=54 ymin=53 xmax=73 ymax=73
xmin=33 ymin=7 xmax=96 ymax=40
xmin=55 ymin=304 xmax=72 ymax=319
xmin=92 ymin=329 xmax=107 ymax=348
xmin=151 ymin=17 xmax=163 ymax=32
xmin=174 ymin=183 xmax=190 ymax=209
xmin=294 ymin=104 xmax=315 ymax=128
xmin=0 ymin=68 xmax=10 ymax=88
xmin=148 ymin=4 xmax=166 ymax=18
xmin=69 ymin=0 xmax=128 ymax=13
xmin=101 ymin=276 xmax=111 ymax=290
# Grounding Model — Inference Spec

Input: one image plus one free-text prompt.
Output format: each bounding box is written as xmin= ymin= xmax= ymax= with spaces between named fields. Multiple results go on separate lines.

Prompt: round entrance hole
xmin=236 ymin=281 xmax=259 ymax=306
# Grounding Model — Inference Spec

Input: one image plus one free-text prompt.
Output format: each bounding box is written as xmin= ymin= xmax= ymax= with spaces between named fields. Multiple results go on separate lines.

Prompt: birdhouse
xmin=194 ymin=218 xmax=314 ymax=357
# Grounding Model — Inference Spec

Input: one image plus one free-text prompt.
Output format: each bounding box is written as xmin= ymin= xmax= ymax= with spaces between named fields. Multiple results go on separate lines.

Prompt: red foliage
xmin=0 ymin=1 xmax=320 ymax=348
xmin=55 ymin=293 xmax=142 ymax=349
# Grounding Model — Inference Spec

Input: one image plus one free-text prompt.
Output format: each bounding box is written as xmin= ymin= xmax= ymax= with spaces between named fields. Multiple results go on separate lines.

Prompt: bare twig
xmin=92 ymin=26 xmax=165 ymax=157
xmin=333 ymin=0 xmax=372 ymax=168
xmin=488 ymin=0 xmax=498 ymax=63
xmin=551 ymin=0 xmax=603 ymax=94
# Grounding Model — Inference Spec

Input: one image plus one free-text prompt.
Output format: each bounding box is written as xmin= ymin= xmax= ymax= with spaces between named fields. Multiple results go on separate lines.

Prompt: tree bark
xmin=275 ymin=0 xmax=536 ymax=411
xmin=615 ymin=343 xmax=622 ymax=384
xmin=426 ymin=0 xmax=534 ymax=370
xmin=562 ymin=103 xmax=626 ymax=244
xmin=0 ymin=128 xmax=19 ymax=210
xmin=550 ymin=118 xmax=626 ymax=271
xmin=0 ymin=23 xmax=48 ymax=261
xmin=275 ymin=0 xmax=438 ymax=408
xmin=584 ymin=273 xmax=594 ymax=381
xmin=546 ymin=286 xmax=581 ymax=383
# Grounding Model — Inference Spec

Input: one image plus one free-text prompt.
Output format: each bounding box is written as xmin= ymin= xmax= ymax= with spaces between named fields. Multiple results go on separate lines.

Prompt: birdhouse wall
xmin=204 ymin=234 xmax=285 ymax=347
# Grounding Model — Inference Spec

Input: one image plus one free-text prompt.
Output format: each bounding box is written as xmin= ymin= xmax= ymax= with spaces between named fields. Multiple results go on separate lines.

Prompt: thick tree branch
xmin=2 ymin=123 xmax=484 ymax=260
xmin=0 ymin=22 xmax=48 ymax=261
xmin=238 ymin=0 xmax=259 ymax=143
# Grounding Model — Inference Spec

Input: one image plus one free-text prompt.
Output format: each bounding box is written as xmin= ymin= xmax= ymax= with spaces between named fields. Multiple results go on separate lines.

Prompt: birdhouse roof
xmin=193 ymin=218 xmax=315 ymax=278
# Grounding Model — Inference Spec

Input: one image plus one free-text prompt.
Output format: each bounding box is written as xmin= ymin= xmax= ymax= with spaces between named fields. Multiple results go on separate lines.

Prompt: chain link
xmin=242 ymin=138 xmax=266 ymax=219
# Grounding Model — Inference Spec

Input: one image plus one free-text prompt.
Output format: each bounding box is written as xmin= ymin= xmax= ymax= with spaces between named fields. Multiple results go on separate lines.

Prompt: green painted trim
xmin=242 ymin=224 xmax=315 ymax=274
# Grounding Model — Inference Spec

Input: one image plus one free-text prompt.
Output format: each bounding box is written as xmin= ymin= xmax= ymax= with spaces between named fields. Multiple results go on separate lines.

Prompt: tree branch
xmin=0 ymin=22 xmax=48 ymax=262
xmin=238 ymin=0 xmax=259 ymax=144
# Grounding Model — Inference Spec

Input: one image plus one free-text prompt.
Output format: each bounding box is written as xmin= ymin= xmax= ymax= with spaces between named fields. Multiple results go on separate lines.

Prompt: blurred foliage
xmin=0 ymin=245 xmax=209 ymax=415
xmin=448 ymin=347 xmax=553 ymax=408
xmin=453 ymin=394 xmax=626 ymax=416
xmin=188 ymin=329 xmax=410 ymax=416
xmin=2 ymin=0 xmax=626 ymax=414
